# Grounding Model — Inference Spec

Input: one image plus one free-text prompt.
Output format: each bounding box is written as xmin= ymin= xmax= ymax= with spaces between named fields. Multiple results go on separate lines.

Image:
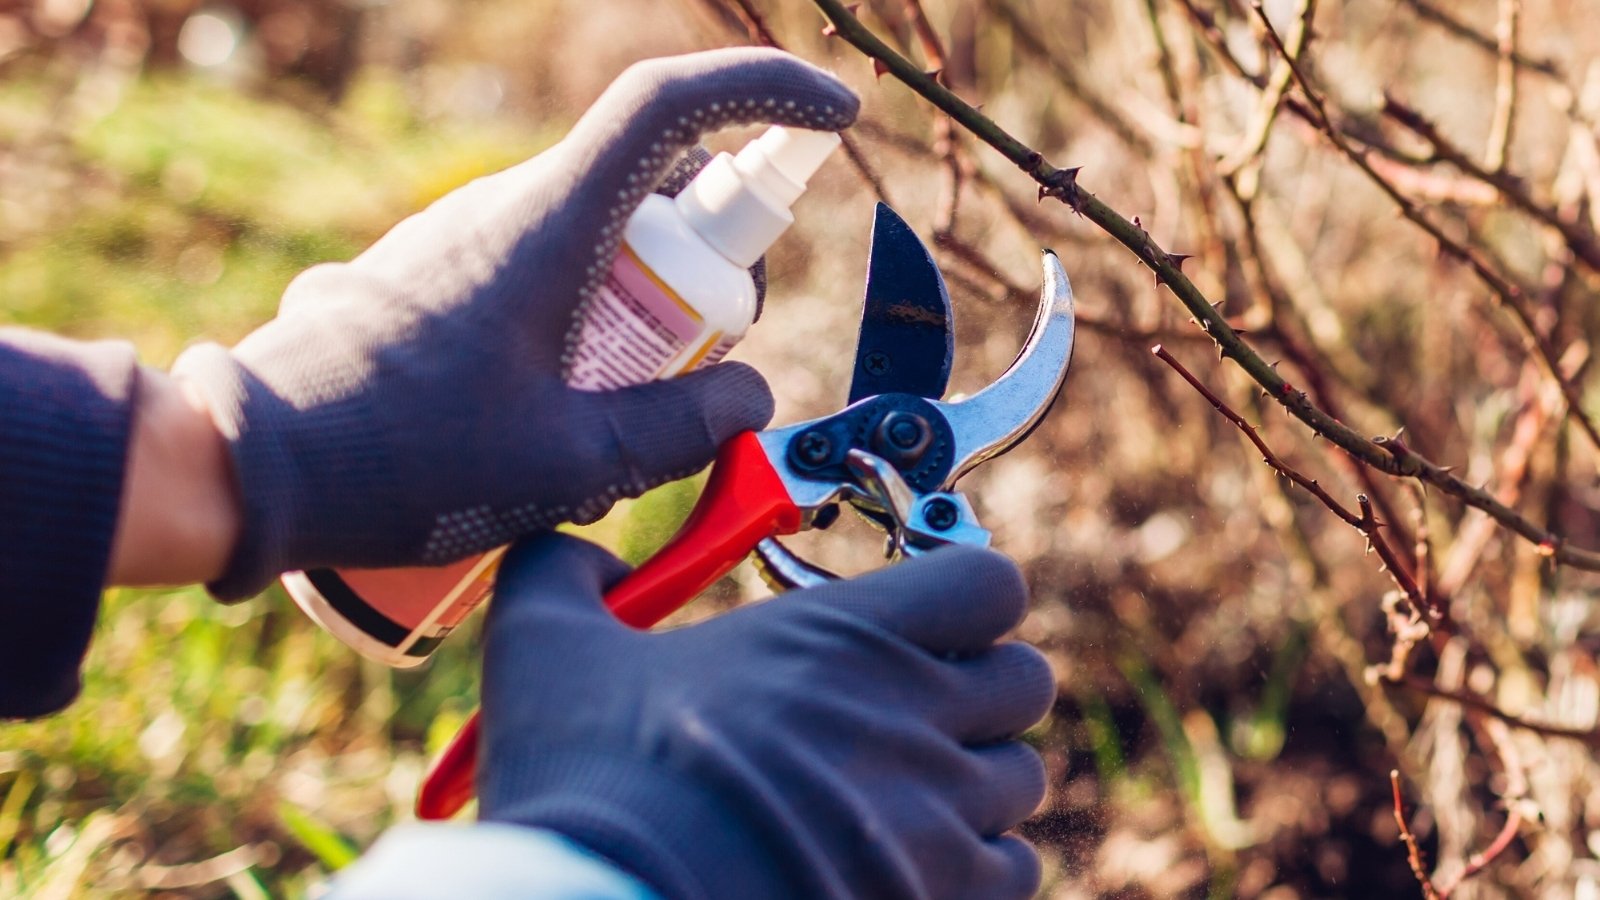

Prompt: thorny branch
xmin=810 ymin=0 xmax=1600 ymax=572
xmin=1220 ymin=172 xmax=1421 ymax=565
xmin=868 ymin=0 xmax=965 ymax=239
xmin=795 ymin=3 xmax=1583 ymax=893
xmin=1391 ymin=730 xmax=1529 ymax=899
xmin=1151 ymin=345 xmax=1431 ymax=615
xmin=1392 ymin=771 xmax=1444 ymax=900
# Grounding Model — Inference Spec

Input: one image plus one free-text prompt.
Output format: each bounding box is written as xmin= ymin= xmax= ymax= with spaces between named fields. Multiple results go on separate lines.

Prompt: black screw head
xmin=863 ymin=350 xmax=891 ymax=376
xmin=793 ymin=430 xmax=834 ymax=468
xmin=923 ymin=497 xmax=959 ymax=531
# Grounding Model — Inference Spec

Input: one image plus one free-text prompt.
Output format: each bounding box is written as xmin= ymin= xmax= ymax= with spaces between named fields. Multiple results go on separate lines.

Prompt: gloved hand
xmin=172 ymin=49 xmax=858 ymax=599
xmin=479 ymin=534 xmax=1054 ymax=900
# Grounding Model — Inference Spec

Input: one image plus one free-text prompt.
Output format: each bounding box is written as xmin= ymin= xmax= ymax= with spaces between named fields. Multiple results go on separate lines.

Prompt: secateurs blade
xmin=416 ymin=202 xmax=1077 ymax=820
xmin=849 ymin=202 xmax=955 ymax=404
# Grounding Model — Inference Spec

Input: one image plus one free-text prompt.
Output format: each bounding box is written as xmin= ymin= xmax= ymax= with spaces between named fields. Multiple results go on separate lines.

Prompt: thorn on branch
xmin=1375 ymin=431 xmax=1413 ymax=459
xmin=872 ymin=58 xmax=890 ymax=79
xmin=822 ymin=3 xmax=860 ymax=36
xmin=1036 ymin=166 xmax=1082 ymax=209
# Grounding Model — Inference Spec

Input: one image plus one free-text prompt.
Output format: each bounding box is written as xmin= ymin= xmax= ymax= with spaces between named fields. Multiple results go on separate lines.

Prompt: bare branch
xmin=1153 ymin=345 xmax=1361 ymax=527
xmin=1392 ymin=771 xmax=1444 ymax=900
xmin=983 ymin=0 xmax=1154 ymax=154
xmin=1152 ymin=345 xmax=1430 ymax=613
xmin=1381 ymin=95 xmax=1600 ymax=277
xmin=1385 ymin=673 xmax=1600 ymax=748
xmin=1218 ymin=0 xmax=1315 ymax=183
xmin=1253 ymin=8 xmax=1600 ymax=457
xmin=1396 ymin=0 xmax=1562 ymax=81
xmin=1484 ymin=0 xmax=1520 ymax=172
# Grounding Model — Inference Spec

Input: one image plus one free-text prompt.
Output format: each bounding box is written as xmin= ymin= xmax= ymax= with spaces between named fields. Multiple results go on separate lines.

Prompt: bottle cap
xmin=675 ymin=126 xmax=842 ymax=268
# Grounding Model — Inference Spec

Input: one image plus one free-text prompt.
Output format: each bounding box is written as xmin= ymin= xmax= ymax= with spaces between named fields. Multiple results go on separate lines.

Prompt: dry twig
xmin=1152 ymin=345 xmax=1431 ymax=615
xmin=1393 ymin=770 xmax=1444 ymax=900
xmin=1386 ymin=673 xmax=1600 ymax=749
xmin=1485 ymin=0 xmax=1520 ymax=172
xmin=1252 ymin=8 xmax=1600 ymax=456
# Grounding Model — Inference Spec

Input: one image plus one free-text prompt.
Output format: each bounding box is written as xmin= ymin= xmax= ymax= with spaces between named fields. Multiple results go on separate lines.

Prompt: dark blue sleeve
xmin=0 ymin=328 xmax=137 ymax=719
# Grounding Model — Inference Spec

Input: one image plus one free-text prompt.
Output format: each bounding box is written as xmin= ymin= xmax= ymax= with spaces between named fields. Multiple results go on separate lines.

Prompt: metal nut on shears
xmin=871 ymin=411 xmax=933 ymax=467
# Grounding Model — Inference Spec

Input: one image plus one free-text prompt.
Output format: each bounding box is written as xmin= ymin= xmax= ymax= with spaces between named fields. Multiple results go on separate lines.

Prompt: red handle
xmin=416 ymin=432 xmax=802 ymax=819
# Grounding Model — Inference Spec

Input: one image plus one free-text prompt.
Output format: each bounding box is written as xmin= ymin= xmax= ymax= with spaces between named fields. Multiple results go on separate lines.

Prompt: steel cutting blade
xmin=847 ymin=203 xmax=955 ymax=404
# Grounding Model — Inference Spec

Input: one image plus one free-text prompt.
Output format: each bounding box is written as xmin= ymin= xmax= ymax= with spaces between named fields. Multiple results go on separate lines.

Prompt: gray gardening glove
xmin=173 ymin=49 xmax=859 ymax=599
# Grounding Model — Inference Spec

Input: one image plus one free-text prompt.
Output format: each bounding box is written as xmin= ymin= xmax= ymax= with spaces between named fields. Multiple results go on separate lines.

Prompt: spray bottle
xmin=282 ymin=126 xmax=842 ymax=666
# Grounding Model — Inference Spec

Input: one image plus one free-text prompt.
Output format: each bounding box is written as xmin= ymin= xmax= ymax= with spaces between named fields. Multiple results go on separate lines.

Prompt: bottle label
xmin=338 ymin=551 xmax=502 ymax=637
xmin=566 ymin=245 xmax=706 ymax=391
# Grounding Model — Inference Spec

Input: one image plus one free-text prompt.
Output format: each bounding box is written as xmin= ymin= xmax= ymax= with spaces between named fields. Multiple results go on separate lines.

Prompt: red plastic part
xmin=416 ymin=432 xmax=802 ymax=820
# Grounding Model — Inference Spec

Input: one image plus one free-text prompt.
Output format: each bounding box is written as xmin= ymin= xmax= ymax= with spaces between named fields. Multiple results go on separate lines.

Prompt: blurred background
xmin=5 ymin=0 xmax=1600 ymax=896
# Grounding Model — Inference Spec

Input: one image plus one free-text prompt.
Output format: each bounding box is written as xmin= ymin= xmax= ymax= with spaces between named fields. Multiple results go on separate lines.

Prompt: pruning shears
xmin=416 ymin=202 xmax=1076 ymax=820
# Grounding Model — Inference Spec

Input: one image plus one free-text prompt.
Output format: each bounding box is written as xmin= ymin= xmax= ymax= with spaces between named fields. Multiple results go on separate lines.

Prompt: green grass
xmin=0 ymin=71 xmax=549 ymax=361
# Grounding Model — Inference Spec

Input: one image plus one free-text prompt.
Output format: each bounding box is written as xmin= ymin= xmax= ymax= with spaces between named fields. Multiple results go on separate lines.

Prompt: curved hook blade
xmin=930 ymin=250 xmax=1075 ymax=485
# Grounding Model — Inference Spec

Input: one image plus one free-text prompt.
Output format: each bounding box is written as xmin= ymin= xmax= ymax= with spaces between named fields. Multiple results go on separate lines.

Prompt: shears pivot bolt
xmin=872 ymin=411 xmax=933 ymax=467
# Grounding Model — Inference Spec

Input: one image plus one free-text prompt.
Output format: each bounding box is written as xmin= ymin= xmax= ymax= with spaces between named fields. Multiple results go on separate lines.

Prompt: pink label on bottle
xmin=566 ymin=245 xmax=703 ymax=391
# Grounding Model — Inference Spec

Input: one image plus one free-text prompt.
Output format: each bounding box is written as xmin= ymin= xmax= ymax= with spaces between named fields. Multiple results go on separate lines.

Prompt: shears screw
xmin=872 ymin=411 xmax=933 ymax=466
xmin=863 ymin=350 xmax=891 ymax=376
xmin=794 ymin=430 xmax=835 ymax=469
xmin=923 ymin=497 xmax=959 ymax=531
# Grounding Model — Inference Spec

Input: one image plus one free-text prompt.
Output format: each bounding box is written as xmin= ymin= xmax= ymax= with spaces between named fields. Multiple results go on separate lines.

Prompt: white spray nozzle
xmin=737 ymin=126 xmax=842 ymax=206
xmin=675 ymin=125 xmax=843 ymax=268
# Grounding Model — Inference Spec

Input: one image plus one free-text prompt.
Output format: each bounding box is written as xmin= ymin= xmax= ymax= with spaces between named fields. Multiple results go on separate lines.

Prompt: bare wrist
xmin=106 ymin=366 xmax=243 ymax=586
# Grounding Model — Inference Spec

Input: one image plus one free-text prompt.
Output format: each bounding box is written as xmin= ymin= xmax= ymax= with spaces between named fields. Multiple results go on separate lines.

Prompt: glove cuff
xmin=172 ymin=342 xmax=405 ymax=600
xmin=481 ymin=747 xmax=815 ymax=900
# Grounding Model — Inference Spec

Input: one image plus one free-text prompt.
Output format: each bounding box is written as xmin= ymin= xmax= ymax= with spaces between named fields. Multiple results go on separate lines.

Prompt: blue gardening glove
xmin=172 ymin=49 xmax=857 ymax=599
xmin=479 ymin=534 xmax=1054 ymax=900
